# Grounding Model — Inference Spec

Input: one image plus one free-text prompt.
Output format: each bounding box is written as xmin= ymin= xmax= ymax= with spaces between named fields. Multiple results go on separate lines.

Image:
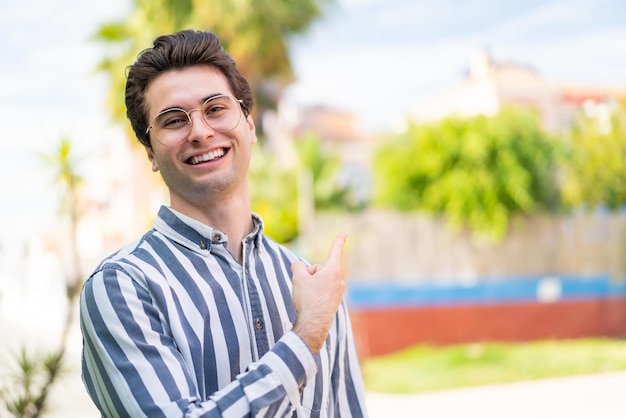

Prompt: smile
xmin=187 ymin=148 xmax=226 ymax=165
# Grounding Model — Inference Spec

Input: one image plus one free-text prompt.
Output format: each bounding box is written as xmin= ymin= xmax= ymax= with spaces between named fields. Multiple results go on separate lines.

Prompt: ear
xmin=145 ymin=146 xmax=159 ymax=172
xmin=245 ymin=114 xmax=257 ymax=144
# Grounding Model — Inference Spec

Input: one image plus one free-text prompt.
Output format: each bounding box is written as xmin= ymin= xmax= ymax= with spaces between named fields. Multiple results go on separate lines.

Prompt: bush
xmin=373 ymin=108 xmax=562 ymax=240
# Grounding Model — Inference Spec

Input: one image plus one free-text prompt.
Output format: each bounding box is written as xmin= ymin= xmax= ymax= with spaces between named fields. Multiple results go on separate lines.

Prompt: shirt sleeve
xmin=79 ymin=265 xmax=318 ymax=418
xmin=329 ymin=299 xmax=369 ymax=417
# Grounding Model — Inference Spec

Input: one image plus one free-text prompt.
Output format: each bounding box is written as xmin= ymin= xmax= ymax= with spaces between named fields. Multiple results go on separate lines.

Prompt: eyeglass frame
xmin=145 ymin=94 xmax=246 ymax=147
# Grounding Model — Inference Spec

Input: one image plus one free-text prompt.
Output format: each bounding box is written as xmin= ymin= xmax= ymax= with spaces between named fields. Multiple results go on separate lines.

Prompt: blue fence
xmin=347 ymin=274 xmax=626 ymax=309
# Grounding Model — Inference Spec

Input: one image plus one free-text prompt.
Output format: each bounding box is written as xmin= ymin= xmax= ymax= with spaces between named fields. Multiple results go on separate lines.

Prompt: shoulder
xmin=258 ymin=234 xmax=305 ymax=265
xmin=85 ymin=229 xmax=164 ymax=288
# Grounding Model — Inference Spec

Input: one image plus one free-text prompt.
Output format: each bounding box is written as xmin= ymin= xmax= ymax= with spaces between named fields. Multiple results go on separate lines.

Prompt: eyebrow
xmin=200 ymin=93 xmax=227 ymax=103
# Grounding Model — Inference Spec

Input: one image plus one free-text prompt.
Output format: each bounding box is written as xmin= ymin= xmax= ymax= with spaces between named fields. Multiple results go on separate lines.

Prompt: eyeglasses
xmin=146 ymin=94 xmax=244 ymax=147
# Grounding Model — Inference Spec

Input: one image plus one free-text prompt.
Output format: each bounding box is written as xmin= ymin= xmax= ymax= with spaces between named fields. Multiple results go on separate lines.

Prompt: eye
xmin=203 ymin=96 xmax=234 ymax=117
xmin=157 ymin=110 xmax=189 ymax=129
xmin=204 ymin=103 xmax=227 ymax=118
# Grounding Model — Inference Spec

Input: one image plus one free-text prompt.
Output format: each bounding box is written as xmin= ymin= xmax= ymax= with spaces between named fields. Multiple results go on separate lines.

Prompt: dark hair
xmin=125 ymin=30 xmax=254 ymax=147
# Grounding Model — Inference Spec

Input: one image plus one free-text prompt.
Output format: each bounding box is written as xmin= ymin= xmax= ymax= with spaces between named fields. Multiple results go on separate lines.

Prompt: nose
xmin=186 ymin=109 xmax=216 ymax=142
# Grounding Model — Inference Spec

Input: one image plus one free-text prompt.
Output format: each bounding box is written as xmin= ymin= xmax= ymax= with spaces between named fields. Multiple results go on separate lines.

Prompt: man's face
xmin=144 ymin=65 xmax=257 ymax=211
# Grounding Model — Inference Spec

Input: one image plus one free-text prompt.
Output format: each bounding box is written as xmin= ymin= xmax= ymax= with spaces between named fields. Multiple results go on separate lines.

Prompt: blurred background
xmin=1 ymin=0 xmax=625 ymax=416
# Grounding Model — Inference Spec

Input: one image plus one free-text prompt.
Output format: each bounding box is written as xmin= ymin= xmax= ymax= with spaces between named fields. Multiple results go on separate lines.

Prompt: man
xmin=79 ymin=29 xmax=368 ymax=417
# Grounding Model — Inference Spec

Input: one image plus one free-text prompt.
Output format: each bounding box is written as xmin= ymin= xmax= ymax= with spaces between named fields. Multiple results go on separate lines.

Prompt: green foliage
xmin=0 ymin=348 xmax=65 ymax=418
xmin=249 ymin=133 xmax=361 ymax=243
xmin=39 ymin=137 xmax=85 ymax=299
xmin=295 ymin=133 xmax=362 ymax=211
xmin=0 ymin=137 xmax=86 ymax=418
xmin=363 ymin=339 xmax=626 ymax=394
xmin=93 ymin=0 xmax=333 ymax=137
xmin=249 ymin=144 xmax=299 ymax=243
xmin=561 ymin=97 xmax=626 ymax=210
xmin=372 ymin=108 xmax=562 ymax=240
xmin=39 ymin=136 xmax=84 ymax=217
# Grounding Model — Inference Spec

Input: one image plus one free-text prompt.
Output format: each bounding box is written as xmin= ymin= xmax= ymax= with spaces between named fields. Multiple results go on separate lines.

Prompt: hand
xmin=291 ymin=233 xmax=347 ymax=354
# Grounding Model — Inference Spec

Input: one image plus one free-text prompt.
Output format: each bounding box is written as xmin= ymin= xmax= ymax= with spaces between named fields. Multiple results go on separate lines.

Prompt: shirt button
xmin=199 ymin=242 xmax=207 ymax=250
xmin=212 ymin=232 xmax=221 ymax=242
xmin=254 ymin=319 xmax=264 ymax=331
xmin=298 ymin=385 xmax=305 ymax=393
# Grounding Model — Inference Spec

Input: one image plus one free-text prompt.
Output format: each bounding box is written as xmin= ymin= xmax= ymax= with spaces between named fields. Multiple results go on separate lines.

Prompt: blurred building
xmin=266 ymin=102 xmax=371 ymax=164
xmin=411 ymin=50 xmax=624 ymax=132
xmin=292 ymin=105 xmax=367 ymax=143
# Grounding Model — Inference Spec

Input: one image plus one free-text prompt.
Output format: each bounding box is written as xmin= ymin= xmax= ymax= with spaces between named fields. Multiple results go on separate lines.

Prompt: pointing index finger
xmin=325 ymin=232 xmax=347 ymax=267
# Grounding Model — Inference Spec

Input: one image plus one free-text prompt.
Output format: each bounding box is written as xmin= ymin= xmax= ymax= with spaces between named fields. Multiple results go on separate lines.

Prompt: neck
xmin=171 ymin=192 xmax=254 ymax=264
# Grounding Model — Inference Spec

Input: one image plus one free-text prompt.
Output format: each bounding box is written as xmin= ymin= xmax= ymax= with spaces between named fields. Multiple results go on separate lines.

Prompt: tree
xmin=372 ymin=108 xmax=562 ymax=240
xmin=93 ymin=0 xmax=333 ymax=139
xmin=561 ymin=96 xmax=626 ymax=210
xmin=248 ymin=144 xmax=299 ymax=243
xmin=0 ymin=137 xmax=85 ymax=418
xmin=249 ymin=132 xmax=361 ymax=244
xmin=295 ymin=133 xmax=363 ymax=211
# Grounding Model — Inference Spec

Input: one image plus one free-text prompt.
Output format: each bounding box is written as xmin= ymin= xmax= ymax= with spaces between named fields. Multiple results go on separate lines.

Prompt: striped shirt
xmin=80 ymin=206 xmax=367 ymax=417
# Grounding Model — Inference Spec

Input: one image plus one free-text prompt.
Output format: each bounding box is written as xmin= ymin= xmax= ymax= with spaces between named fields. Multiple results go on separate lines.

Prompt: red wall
xmin=350 ymin=298 xmax=626 ymax=359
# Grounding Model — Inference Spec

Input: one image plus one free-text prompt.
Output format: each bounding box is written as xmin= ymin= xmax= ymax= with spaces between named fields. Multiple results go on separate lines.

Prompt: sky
xmin=285 ymin=0 xmax=626 ymax=130
xmin=1 ymin=0 xmax=626 ymax=276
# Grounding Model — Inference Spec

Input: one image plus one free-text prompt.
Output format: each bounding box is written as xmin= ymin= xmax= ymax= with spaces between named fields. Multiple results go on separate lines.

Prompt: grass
xmin=362 ymin=338 xmax=626 ymax=394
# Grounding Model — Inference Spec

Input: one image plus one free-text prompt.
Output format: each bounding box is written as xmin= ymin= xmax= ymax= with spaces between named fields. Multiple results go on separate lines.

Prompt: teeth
xmin=189 ymin=148 xmax=225 ymax=165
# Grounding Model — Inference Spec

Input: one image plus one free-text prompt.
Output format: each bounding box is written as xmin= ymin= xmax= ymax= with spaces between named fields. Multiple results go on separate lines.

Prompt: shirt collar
xmin=153 ymin=206 xmax=264 ymax=253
